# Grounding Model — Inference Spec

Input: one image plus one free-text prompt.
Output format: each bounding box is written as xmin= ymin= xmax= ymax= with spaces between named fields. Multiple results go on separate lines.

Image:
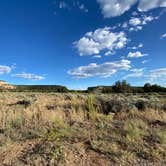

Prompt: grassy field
xmin=0 ymin=92 xmax=166 ymax=165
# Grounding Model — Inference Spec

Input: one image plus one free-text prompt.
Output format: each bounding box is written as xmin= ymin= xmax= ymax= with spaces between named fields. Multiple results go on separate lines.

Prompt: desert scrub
xmin=87 ymin=95 xmax=95 ymax=113
xmin=95 ymin=113 xmax=114 ymax=131
xmin=0 ymin=93 xmax=166 ymax=165
xmin=96 ymin=96 xmax=134 ymax=114
xmin=124 ymin=119 xmax=148 ymax=142
xmin=50 ymin=144 xmax=64 ymax=161
xmin=9 ymin=116 xmax=24 ymax=129
xmin=45 ymin=118 xmax=71 ymax=142
xmin=18 ymin=141 xmax=65 ymax=166
xmin=87 ymin=95 xmax=99 ymax=121
xmin=150 ymin=129 xmax=166 ymax=145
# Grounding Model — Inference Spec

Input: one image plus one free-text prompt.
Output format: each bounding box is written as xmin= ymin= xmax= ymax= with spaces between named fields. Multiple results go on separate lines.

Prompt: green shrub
xmin=151 ymin=129 xmax=166 ymax=145
xmin=124 ymin=119 xmax=147 ymax=142
xmin=135 ymin=100 xmax=149 ymax=111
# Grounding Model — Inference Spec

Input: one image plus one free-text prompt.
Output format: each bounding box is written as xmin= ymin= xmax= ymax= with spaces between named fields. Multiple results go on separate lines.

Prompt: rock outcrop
xmin=0 ymin=80 xmax=15 ymax=90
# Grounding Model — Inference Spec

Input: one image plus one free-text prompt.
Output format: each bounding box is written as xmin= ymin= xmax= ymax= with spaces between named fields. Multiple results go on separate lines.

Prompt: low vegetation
xmin=0 ymin=92 xmax=166 ymax=165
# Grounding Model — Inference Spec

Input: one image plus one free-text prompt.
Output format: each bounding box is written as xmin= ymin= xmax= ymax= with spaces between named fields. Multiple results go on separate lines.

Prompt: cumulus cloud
xmin=97 ymin=0 xmax=137 ymax=18
xmin=68 ymin=59 xmax=131 ymax=78
xmin=119 ymin=14 xmax=157 ymax=32
xmin=12 ymin=72 xmax=45 ymax=81
xmin=142 ymin=15 xmax=155 ymax=24
xmin=129 ymin=17 xmax=142 ymax=26
xmin=127 ymin=51 xmax=148 ymax=58
xmin=124 ymin=68 xmax=144 ymax=78
xmin=129 ymin=26 xmax=143 ymax=32
xmin=128 ymin=15 xmax=156 ymax=31
xmin=129 ymin=15 xmax=155 ymax=26
xmin=0 ymin=65 xmax=12 ymax=75
xmin=97 ymin=0 xmax=166 ymax=18
xmin=74 ymin=27 xmax=128 ymax=56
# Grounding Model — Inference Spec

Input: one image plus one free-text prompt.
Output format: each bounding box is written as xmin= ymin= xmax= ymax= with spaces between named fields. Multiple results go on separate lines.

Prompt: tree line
xmin=87 ymin=81 xmax=166 ymax=93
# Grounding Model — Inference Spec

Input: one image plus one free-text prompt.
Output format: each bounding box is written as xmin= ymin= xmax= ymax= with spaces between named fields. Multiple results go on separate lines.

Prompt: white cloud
xmin=122 ymin=22 xmax=128 ymax=28
xmin=104 ymin=51 xmax=115 ymax=56
xmin=97 ymin=0 xmax=137 ymax=18
xmin=127 ymin=15 xmax=156 ymax=31
xmin=138 ymin=0 xmax=166 ymax=12
xmin=97 ymin=0 xmax=166 ymax=18
xmin=74 ymin=27 xmax=128 ymax=56
xmin=58 ymin=1 xmax=88 ymax=12
xmin=127 ymin=51 xmax=148 ymax=58
xmin=142 ymin=60 xmax=149 ymax=64
xmin=124 ymin=68 xmax=144 ymax=78
xmin=149 ymin=68 xmax=166 ymax=81
xmin=142 ymin=15 xmax=155 ymax=24
xmin=93 ymin=55 xmax=101 ymax=58
xmin=161 ymin=33 xmax=166 ymax=39
xmin=0 ymin=65 xmax=12 ymax=75
xmin=68 ymin=59 xmax=131 ymax=78
xmin=129 ymin=26 xmax=143 ymax=32
xmin=129 ymin=17 xmax=142 ymax=26
xmin=121 ymin=67 xmax=166 ymax=84
xmin=138 ymin=43 xmax=143 ymax=48
xmin=12 ymin=72 xmax=45 ymax=81
xmin=129 ymin=16 xmax=155 ymax=26
xmin=128 ymin=43 xmax=143 ymax=50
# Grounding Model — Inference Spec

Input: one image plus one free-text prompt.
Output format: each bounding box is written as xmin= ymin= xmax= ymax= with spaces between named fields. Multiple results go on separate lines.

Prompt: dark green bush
xmin=135 ymin=100 xmax=149 ymax=111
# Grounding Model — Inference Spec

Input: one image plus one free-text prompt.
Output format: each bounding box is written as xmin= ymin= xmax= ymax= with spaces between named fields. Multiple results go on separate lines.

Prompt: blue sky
xmin=0 ymin=0 xmax=165 ymax=89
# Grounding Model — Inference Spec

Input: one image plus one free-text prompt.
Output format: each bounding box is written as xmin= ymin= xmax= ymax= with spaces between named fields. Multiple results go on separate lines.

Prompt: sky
xmin=0 ymin=0 xmax=166 ymax=89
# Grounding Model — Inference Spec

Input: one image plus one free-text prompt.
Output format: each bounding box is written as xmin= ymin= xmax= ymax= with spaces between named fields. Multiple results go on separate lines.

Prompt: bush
xmin=135 ymin=100 xmax=149 ymax=111
xmin=97 ymin=98 xmax=127 ymax=114
xmin=124 ymin=119 xmax=147 ymax=142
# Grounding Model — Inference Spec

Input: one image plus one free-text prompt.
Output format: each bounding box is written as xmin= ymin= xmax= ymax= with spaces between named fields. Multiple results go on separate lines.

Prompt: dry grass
xmin=0 ymin=92 xmax=166 ymax=166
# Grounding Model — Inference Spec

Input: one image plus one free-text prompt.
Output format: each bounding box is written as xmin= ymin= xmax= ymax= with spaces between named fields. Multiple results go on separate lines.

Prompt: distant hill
xmin=0 ymin=80 xmax=16 ymax=90
xmin=0 ymin=80 xmax=165 ymax=93
xmin=15 ymin=85 xmax=69 ymax=92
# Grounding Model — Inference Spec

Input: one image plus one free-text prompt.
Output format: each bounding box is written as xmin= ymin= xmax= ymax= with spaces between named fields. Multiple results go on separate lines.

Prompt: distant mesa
xmin=0 ymin=80 xmax=15 ymax=90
